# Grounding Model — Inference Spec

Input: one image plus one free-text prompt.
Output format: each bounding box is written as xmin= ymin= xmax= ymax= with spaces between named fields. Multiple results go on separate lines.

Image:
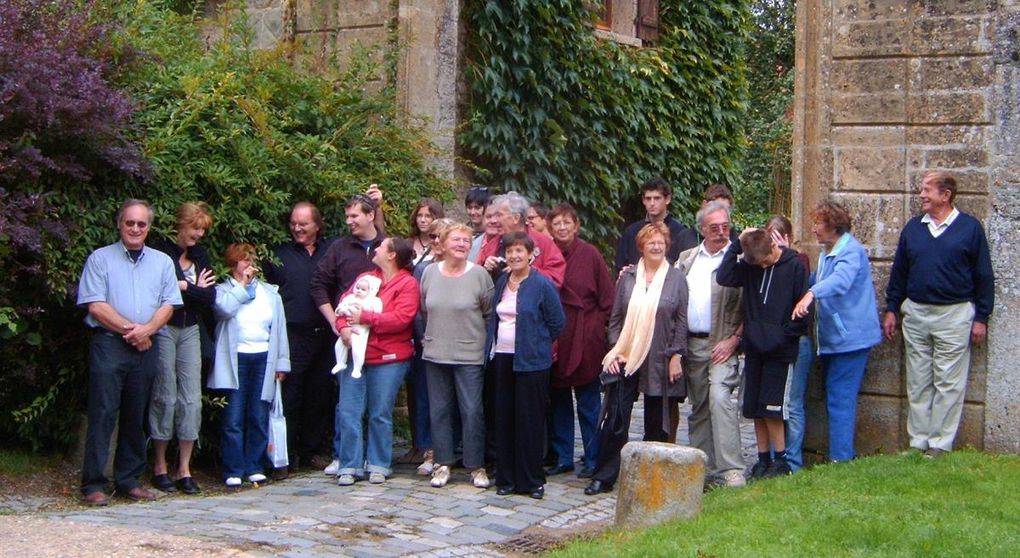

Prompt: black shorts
xmin=741 ymin=353 xmax=792 ymax=420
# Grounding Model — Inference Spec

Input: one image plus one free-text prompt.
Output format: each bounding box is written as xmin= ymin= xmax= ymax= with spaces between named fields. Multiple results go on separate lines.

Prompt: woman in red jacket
xmin=333 ymin=237 xmax=420 ymax=486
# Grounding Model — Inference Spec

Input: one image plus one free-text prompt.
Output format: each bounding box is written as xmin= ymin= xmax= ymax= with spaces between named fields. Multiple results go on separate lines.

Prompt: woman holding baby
xmin=333 ymin=237 xmax=420 ymax=486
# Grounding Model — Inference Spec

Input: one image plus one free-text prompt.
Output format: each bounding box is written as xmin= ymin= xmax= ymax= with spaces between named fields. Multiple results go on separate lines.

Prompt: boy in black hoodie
xmin=716 ymin=228 xmax=810 ymax=479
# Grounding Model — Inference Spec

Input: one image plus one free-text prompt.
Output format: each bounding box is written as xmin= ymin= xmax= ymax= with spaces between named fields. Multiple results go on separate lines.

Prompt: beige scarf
xmin=602 ymin=258 xmax=669 ymax=377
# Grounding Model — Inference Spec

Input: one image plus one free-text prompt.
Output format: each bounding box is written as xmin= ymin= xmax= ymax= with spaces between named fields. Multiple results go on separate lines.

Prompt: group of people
xmin=76 ymin=170 xmax=993 ymax=506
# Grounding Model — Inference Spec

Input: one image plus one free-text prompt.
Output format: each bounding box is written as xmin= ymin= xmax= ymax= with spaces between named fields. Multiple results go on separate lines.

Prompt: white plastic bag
xmin=267 ymin=379 xmax=289 ymax=468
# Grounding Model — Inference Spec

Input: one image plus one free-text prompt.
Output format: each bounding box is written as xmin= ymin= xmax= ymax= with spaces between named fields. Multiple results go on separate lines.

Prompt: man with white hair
xmin=477 ymin=191 xmax=565 ymax=288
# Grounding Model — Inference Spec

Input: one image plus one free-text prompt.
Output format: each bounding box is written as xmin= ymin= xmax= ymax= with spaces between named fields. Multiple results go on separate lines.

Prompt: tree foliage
xmin=739 ymin=0 xmax=796 ymax=222
xmin=0 ymin=0 xmax=449 ymax=449
xmin=462 ymin=0 xmax=751 ymax=251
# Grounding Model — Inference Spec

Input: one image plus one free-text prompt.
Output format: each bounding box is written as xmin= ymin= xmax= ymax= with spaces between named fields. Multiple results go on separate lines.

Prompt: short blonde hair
xmin=176 ymin=202 xmax=213 ymax=231
xmin=439 ymin=222 xmax=474 ymax=246
xmin=224 ymin=243 xmax=257 ymax=268
xmin=635 ymin=222 xmax=671 ymax=256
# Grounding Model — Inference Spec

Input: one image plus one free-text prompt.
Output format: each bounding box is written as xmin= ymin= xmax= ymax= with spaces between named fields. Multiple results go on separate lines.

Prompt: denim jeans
xmin=785 ymin=335 xmax=814 ymax=471
xmin=822 ymin=348 xmax=871 ymax=462
xmin=408 ymin=352 xmax=433 ymax=449
xmin=425 ymin=362 xmax=485 ymax=468
xmin=336 ymin=360 xmax=410 ymax=476
xmin=549 ymin=381 xmax=601 ymax=468
xmin=220 ymin=352 xmax=271 ymax=479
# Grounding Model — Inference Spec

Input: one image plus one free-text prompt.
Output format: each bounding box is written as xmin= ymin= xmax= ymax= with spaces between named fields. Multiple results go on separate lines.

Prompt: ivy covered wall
xmin=462 ymin=1 xmax=751 ymax=249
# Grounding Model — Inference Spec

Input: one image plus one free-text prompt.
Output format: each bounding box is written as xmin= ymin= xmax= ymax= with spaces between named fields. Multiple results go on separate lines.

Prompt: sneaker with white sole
xmin=337 ymin=474 xmax=356 ymax=486
xmin=323 ymin=459 xmax=339 ymax=476
xmin=225 ymin=477 xmax=242 ymax=487
xmin=430 ymin=465 xmax=450 ymax=487
xmin=368 ymin=472 xmax=385 ymax=484
xmin=416 ymin=450 xmax=435 ymax=476
xmin=721 ymin=470 xmax=747 ymax=488
xmin=471 ymin=467 xmax=490 ymax=489
xmin=247 ymin=473 xmax=267 ymax=483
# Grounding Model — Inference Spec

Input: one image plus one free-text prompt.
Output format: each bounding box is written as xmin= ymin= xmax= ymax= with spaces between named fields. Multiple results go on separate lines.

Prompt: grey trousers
xmin=902 ymin=298 xmax=974 ymax=452
xmin=685 ymin=337 xmax=744 ymax=475
xmin=149 ymin=324 xmax=202 ymax=441
xmin=425 ymin=362 xmax=485 ymax=469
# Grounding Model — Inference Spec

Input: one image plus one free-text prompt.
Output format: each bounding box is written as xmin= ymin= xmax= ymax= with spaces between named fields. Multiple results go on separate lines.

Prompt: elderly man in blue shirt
xmin=77 ymin=199 xmax=182 ymax=506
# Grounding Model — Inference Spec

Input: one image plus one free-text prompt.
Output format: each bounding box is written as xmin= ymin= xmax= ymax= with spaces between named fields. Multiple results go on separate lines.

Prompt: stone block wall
xmin=793 ymin=1 xmax=1020 ymax=456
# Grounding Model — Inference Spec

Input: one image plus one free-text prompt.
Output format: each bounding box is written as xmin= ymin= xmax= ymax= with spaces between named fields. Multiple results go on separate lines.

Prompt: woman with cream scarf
xmin=584 ymin=223 xmax=689 ymax=495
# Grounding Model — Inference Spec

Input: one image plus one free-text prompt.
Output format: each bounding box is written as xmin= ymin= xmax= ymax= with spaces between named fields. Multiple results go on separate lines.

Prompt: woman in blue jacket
xmin=793 ymin=201 xmax=882 ymax=462
xmin=486 ymin=231 xmax=565 ymax=499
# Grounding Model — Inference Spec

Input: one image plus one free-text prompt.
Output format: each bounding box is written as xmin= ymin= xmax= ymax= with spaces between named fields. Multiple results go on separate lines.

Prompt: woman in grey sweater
xmin=419 ymin=223 xmax=495 ymax=489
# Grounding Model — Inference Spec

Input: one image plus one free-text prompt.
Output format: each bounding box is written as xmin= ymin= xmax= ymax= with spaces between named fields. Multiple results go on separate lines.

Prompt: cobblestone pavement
xmin=19 ymin=399 xmax=756 ymax=558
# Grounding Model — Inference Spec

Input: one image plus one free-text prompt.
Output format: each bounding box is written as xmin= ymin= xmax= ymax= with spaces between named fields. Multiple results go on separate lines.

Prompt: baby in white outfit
xmin=331 ymin=275 xmax=383 ymax=379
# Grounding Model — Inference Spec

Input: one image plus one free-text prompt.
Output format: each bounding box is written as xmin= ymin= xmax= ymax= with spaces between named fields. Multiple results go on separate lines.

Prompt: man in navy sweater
xmin=883 ymin=171 xmax=994 ymax=458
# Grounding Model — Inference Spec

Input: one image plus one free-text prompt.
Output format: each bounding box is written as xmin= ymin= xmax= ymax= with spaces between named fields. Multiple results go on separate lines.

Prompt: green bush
xmin=1 ymin=0 xmax=449 ymax=451
xmin=462 ymin=1 xmax=750 ymax=252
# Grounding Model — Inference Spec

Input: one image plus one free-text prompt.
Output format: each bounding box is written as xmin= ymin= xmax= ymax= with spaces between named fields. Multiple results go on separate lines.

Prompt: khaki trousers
xmin=901 ymin=298 xmax=974 ymax=452
xmin=685 ymin=337 xmax=744 ymax=475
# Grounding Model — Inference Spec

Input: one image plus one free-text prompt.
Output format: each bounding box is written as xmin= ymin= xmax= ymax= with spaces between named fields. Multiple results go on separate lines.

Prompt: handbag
xmin=267 ymin=379 xmax=289 ymax=469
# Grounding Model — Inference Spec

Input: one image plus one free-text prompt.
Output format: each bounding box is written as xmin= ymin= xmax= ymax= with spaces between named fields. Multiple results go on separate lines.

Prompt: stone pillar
xmin=614 ymin=442 xmax=706 ymax=529
xmin=792 ymin=1 xmax=1020 ymax=455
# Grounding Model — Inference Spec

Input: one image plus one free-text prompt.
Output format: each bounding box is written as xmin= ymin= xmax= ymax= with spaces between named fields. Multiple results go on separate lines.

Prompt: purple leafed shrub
xmin=0 ymin=0 xmax=148 ymax=185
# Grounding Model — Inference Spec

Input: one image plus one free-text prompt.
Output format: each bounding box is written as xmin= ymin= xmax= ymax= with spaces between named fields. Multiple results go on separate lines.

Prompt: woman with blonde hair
xmin=584 ymin=222 xmax=689 ymax=495
xmin=148 ymin=202 xmax=215 ymax=495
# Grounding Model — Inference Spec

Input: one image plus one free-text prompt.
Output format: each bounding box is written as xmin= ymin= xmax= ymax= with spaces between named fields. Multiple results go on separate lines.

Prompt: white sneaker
xmin=323 ymin=459 xmax=340 ymax=476
xmin=430 ymin=465 xmax=450 ymax=487
xmin=471 ymin=467 xmax=490 ymax=489
xmin=337 ymin=474 xmax=356 ymax=486
xmin=247 ymin=473 xmax=267 ymax=483
xmin=368 ymin=472 xmax=385 ymax=484
xmin=721 ymin=470 xmax=747 ymax=488
xmin=225 ymin=477 xmax=242 ymax=487
xmin=416 ymin=450 xmax=435 ymax=476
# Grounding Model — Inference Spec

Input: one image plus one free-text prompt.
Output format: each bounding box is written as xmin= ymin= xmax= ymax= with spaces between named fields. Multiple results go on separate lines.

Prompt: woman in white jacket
xmin=209 ymin=243 xmax=290 ymax=487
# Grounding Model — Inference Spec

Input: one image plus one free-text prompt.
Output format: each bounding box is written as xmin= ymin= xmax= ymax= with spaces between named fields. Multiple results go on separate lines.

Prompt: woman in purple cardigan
xmin=546 ymin=204 xmax=616 ymax=478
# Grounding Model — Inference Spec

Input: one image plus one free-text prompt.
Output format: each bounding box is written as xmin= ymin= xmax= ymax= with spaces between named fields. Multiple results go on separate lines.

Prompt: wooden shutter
xmin=636 ymin=0 xmax=660 ymax=44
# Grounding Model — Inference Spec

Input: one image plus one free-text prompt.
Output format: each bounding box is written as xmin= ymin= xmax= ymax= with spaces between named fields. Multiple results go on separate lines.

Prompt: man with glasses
xmin=264 ymin=202 xmax=337 ymax=474
xmin=676 ymin=201 xmax=745 ymax=487
xmin=675 ymin=183 xmax=741 ymax=254
xmin=77 ymin=199 xmax=182 ymax=506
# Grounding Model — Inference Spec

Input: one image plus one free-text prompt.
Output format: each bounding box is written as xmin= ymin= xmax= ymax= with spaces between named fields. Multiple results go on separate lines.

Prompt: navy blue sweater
xmin=885 ymin=211 xmax=994 ymax=323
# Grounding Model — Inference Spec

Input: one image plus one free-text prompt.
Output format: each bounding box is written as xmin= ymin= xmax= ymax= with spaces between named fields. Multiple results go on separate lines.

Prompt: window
xmin=636 ymin=0 xmax=659 ymax=44
xmin=591 ymin=0 xmax=612 ymax=30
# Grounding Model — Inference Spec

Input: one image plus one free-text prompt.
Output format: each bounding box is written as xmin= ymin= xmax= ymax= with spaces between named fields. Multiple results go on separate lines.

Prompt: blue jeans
xmin=822 ymin=348 xmax=871 ymax=462
xmin=408 ymin=352 xmax=432 ymax=449
xmin=785 ymin=335 xmax=813 ymax=471
xmin=549 ymin=381 xmax=601 ymax=468
xmin=220 ymin=352 xmax=271 ymax=479
xmin=336 ymin=360 xmax=409 ymax=476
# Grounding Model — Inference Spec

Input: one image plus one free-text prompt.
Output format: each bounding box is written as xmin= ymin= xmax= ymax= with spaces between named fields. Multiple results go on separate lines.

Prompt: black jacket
xmin=149 ymin=237 xmax=216 ymax=358
xmin=716 ymin=238 xmax=809 ymax=362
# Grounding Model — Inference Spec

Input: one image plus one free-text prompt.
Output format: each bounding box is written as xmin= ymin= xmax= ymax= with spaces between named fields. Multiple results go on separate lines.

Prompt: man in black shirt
xmin=614 ymin=177 xmax=691 ymax=273
xmin=264 ymin=202 xmax=337 ymax=472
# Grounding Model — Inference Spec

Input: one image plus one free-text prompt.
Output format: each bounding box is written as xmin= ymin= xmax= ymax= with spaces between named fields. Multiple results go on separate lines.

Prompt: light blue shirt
xmin=77 ymin=242 xmax=183 ymax=328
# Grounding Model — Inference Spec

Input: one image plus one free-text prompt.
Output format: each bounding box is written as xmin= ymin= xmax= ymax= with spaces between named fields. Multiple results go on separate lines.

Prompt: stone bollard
xmin=614 ymin=441 xmax=708 ymax=529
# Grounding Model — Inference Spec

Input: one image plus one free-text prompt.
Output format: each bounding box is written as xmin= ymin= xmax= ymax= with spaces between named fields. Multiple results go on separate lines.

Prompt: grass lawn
xmin=552 ymin=450 xmax=1020 ymax=557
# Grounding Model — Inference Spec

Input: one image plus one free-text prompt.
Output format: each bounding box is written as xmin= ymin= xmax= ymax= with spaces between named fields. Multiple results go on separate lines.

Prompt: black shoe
xmin=496 ymin=486 xmax=514 ymax=496
xmin=763 ymin=459 xmax=792 ymax=479
xmin=546 ymin=463 xmax=574 ymax=476
xmin=748 ymin=460 xmax=770 ymax=481
xmin=272 ymin=467 xmax=290 ymax=481
xmin=175 ymin=476 xmax=201 ymax=495
xmin=577 ymin=466 xmax=595 ymax=479
xmin=584 ymin=480 xmax=612 ymax=495
xmin=529 ymin=486 xmax=545 ymax=500
xmin=151 ymin=474 xmax=177 ymax=493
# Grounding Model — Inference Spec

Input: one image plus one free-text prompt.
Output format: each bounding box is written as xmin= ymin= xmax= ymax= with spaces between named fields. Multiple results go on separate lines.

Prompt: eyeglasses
xmin=429 ymin=234 xmax=440 ymax=240
xmin=468 ymin=186 xmax=490 ymax=193
xmin=706 ymin=223 xmax=731 ymax=233
xmin=124 ymin=220 xmax=149 ymax=229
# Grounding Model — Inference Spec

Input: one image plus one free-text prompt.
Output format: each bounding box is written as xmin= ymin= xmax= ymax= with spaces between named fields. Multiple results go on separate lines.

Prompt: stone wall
xmin=792 ymin=0 xmax=1020 ymax=455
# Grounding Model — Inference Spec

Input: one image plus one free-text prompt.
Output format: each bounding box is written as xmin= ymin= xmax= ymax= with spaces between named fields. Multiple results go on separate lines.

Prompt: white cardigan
xmin=209 ymin=280 xmax=290 ymax=402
